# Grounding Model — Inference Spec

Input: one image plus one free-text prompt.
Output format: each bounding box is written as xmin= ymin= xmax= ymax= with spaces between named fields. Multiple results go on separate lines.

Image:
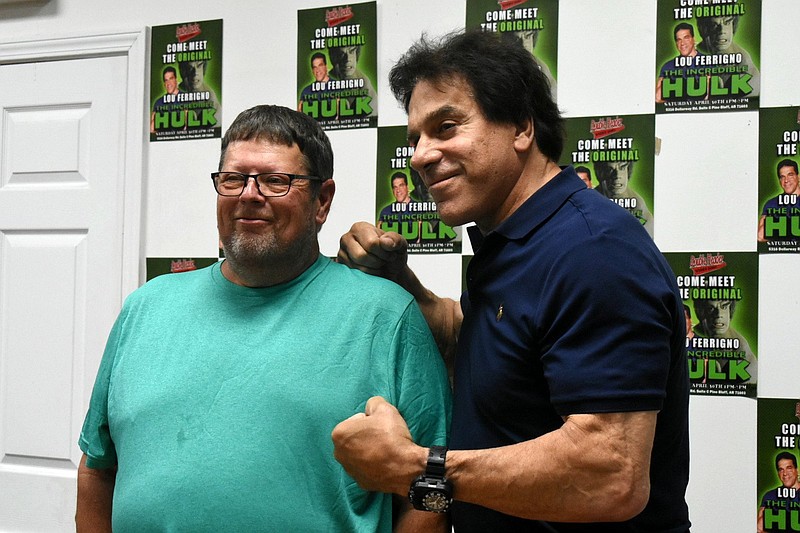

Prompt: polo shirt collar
xmin=467 ymin=166 xmax=585 ymax=251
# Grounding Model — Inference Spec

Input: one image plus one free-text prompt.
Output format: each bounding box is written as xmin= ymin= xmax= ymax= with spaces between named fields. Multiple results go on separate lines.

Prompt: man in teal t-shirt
xmin=76 ymin=105 xmax=451 ymax=532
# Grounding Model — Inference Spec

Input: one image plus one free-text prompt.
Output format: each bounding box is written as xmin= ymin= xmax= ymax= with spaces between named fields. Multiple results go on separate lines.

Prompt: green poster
xmin=663 ymin=251 xmax=758 ymax=398
xmin=758 ymin=106 xmax=800 ymax=253
xmin=375 ymin=125 xmax=461 ymax=253
xmin=655 ymin=0 xmax=761 ymax=113
xmin=757 ymin=398 xmax=800 ymax=532
xmin=150 ymin=20 xmax=223 ymax=141
xmin=559 ymin=114 xmax=655 ymax=238
xmin=297 ymin=2 xmax=377 ymax=130
xmin=465 ymin=0 xmax=558 ymax=101
xmin=145 ymin=257 xmax=220 ymax=282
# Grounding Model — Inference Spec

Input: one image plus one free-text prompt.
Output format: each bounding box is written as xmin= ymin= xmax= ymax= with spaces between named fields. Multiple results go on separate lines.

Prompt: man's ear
xmin=315 ymin=179 xmax=336 ymax=227
xmin=513 ymin=118 xmax=535 ymax=153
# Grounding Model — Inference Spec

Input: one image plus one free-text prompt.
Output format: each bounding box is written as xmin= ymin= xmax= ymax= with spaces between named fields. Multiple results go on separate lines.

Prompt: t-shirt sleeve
xmin=392 ymin=301 xmax=452 ymax=448
xmin=538 ymin=234 xmax=678 ymax=416
xmin=78 ymin=306 xmax=128 ymax=469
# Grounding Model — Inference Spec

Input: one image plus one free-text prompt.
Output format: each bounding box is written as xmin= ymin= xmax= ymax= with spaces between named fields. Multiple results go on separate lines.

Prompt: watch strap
xmin=426 ymin=445 xmax=447 ymax=478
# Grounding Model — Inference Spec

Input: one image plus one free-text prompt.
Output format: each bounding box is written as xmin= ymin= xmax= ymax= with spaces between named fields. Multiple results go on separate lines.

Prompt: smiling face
xmin=778 ymin=458 xmax=799 ymax=489
xmin=406 ymin=76 xmax=529 ymax=231
xmin=311 ymin=57 xmax=329 ymax=82
xmin=675 ymin=29 xmax=697 ymax=57
xmin=163 ymin=70 xmax=178 ymax=95
xmin=217 ymin=139 xmax=333 ymax=286
xmin=391 ymin=176 xmax=410 ymax=203
xmin=778 ymin=164 xmax=800 ymax=195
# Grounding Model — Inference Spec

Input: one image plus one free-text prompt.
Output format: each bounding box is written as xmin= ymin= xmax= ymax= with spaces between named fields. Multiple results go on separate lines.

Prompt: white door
xmin=0 ymin=34 xmax=144 ymax=532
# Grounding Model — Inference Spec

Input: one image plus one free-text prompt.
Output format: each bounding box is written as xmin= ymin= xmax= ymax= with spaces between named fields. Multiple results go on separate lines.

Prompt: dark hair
xmin=219 ymin=105 xmax=334 ymax=193
xmin=389 ymin=29 xmax=564 ymax=161
xmin=777 ymin=158 xmax=798 ymax=180
xmin=162 ymin=66 xmax=177 ymax=80
xmin=693 ymin=298 xmax=737 ymax=321
xmin=697 ymin=15 xmax=739 ymax=37
xmin=391 ymin=171 xmax=407 ymax=185
xmin=776 ymin=451 xmax=798 ymax=470
xmin=310 ymin=52 xmax=327 ymax=66
xmin=594 ymin=160 xmax=635 ymax=183
xmin=574 ymin=166 xmax=592 ymax=177
xmin=178 ymin=59 xmax=207 ymax=72
xmin=500 ymin=28 xmax=540 ymax=50
xmin=329 ymin=45 xmax=360 ymax=67
xmin=674 ymin=22 xmax=695 ymax=39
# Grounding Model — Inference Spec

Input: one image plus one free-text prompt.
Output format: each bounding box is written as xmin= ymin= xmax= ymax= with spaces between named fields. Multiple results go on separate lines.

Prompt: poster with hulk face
xmin=757 ymin=398 xmax=800 ymax=533
xmin=465 ymin=0 xmax=558 ymax=101
xmin=663 ymin=251 xmax=758 ymax=398
xmin=560 ymin=114 xmax=655 ymax=239
xmin=150 ymin=19 xmax=223 ymax=142
xmin=758 ymin=106 xmax=800 ymax=253
xmin=375 ymin=125 xmax=461 ymax=254
xmin=297 ymin=2 xmax=377 ymax=130
xmin=655 ymin=0 xmax=761 ymax=113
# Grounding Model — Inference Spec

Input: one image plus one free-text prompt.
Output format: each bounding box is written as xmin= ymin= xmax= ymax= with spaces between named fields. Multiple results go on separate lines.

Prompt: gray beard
xmin=221 ymin=216 xmax=318 ymax=278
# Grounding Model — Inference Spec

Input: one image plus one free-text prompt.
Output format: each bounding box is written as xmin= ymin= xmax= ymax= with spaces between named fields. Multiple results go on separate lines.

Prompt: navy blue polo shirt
xmin=450 ymin=167 xmax=690 ymax=532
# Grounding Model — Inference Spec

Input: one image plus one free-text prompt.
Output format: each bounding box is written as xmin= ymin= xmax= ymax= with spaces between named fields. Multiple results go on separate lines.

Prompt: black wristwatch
xmin=408 ymin=445 xmax=453 ymax=513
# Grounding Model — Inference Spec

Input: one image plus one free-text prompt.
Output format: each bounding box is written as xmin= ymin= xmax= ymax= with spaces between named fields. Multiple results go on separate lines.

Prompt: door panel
xmin=0 ymin=54 xmax=130 ymax=531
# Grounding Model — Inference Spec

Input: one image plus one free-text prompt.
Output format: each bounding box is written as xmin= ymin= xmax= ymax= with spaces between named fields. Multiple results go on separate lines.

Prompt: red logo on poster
xmin=176 ymin=23 xmax=202 ymax=43
xmin=590 ymin=117 xmax=626 ymax=140
xmin=689 ymin=253 xmax=727 ymax=276
xmin=498 ymin=0 xmax=527 ymax=9
xmin=326 ymin=6 xmax=355 ymax=27
xmin=171 ymin=259 xmax=198 ymax=273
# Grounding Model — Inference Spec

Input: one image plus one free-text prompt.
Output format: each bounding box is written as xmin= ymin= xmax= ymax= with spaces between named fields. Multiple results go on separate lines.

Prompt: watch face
xmin=422 ymin=490 xmax=450 ymax=512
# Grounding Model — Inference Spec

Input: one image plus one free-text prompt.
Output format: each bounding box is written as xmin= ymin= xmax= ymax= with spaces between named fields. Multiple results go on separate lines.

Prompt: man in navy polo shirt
xmin=332 ymin=29 xmax=690 ymax=532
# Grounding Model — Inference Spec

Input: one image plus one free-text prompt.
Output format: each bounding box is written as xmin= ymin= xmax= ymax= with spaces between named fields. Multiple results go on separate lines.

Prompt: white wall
xmin=1 ymin=0 xmax=798 ymax=530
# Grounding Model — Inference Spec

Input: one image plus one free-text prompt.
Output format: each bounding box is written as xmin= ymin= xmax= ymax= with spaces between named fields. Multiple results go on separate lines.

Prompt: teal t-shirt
xmin=79 ymin=256 xmax=451 ymax=532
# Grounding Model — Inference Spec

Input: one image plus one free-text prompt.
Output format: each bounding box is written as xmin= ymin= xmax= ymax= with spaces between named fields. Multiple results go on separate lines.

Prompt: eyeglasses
xmin=211 ymin=172 xmax=325 ymax=197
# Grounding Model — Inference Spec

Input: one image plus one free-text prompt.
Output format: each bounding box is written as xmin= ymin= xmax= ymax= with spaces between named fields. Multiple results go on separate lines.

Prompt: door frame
xmin=0 ymin=30 xmax=146 ymax=296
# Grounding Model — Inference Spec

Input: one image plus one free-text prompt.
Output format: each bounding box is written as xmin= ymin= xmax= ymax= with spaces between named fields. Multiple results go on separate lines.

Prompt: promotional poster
xmin=465 ymin=0 xmax=558 ymax=101
xmin=297 ymin=2 xmax=378 ymax=130
xmin=375 ymin=125 xmax=461 ymax=253
xmin=149 ymin=19 xmax=223 ymax=141
xmin=663 ymin=251 xmax=758 ymax=398
xmin=145 ymin=257 xmax=219 ymax=282
xmin=560 ymin=114 xmax=656 ymax=238
xmin=655 ymin=0 xmax=761 ymax=114
xmin=758 ymin=106 xmax=800 ymax=253
xmin=757 ymin=398 xmax=800 ymax=532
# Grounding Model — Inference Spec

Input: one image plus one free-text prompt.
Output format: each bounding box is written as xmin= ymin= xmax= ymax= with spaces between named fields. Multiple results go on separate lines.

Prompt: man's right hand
xmin=339 ymin=222 xmax=462 ymax=368
xmin=337 ymin=222 xmax=409 ymax=283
